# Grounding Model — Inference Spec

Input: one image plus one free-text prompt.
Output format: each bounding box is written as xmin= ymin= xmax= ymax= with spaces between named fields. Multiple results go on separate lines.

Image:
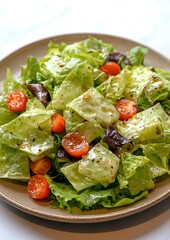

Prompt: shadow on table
xmin=1 ymin=196 xmax=169 ymax=235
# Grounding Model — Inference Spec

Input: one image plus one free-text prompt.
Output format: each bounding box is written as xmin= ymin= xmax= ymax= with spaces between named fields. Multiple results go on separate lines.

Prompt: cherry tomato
xmin=7 ymin=91 xmax=28 ymax=112
xmin=61 ymin=132 xmax=90 ymax=158
xmin=27 ymin=175 xmax=50 ymax=200
xmin=51 ymin=113 xmax=65 ymax=134
xmin=100 ymin=62 xmax=121 ymax=75
xmin=115 ymin=99 xmax=138 ymax=120
xmin=30 ymin=157 xmax=51 ymax=175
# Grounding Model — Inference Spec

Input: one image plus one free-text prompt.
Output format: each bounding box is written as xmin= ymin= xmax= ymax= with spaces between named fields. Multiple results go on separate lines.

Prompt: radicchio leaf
xmin=105 ymin=51 xmax=130 ymax=66
xmin=26 ymin=83 xmax=49 ymax=104
xmin=102 ymin=124 xmax=131 ymax=154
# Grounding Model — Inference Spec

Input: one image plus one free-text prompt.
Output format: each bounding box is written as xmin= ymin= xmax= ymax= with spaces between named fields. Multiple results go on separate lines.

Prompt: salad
xmin=0 ymin=36 xmax=170 ymax=212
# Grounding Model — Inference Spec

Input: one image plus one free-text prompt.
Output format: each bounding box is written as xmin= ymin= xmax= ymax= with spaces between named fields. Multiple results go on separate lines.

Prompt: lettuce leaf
xmin=97 ymin=70 xmax=126 ymax=104
xmin=126 ymin=46 xmax=148 ymax=65
xmin=21 ymin=56 xmax=40 ymax=82
xmin=141 ymin=143 xmax=170 ymax=177
xmin=117 ymin=152 xmax=154 ymax=195
xmin=116 ymin=103 xmax=169 ymax=144
xmin=64 ymin=108 xmax=105 ymax=143
xmin=46 ymin=176 xmax=148 ymax=211
xmin=0 ymin=108 xmax=55 ymax=159
xmin=67 ymin=87 xmax=119 ymax=128
xmin=61 ymin=143 xmax=120 ymax=191
xmin=61 ymin=36 xmax=113 ymax=68
xmin=123 ymin=66 xmax=170 ymax=108
xmin=51 ymin=61 xmax=94 ymax=110
xmin=0 ymin=143 xmax=30 ymax=180
xmin=0 ymin=107 xmax=18 ymax=126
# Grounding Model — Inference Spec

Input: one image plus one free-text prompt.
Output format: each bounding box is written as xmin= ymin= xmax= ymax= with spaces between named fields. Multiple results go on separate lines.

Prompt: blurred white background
xmin=0 ymin=0 xmax=170 ymax=59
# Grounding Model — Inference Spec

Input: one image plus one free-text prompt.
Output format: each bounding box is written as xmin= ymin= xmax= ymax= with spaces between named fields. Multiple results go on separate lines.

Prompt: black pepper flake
xmin=156 ymin=127 xmax=161 ymax=135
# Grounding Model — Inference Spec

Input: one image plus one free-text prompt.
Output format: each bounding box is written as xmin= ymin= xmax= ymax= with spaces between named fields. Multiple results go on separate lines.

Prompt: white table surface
xmin=0 ymin=0 xmax=169 ymax=239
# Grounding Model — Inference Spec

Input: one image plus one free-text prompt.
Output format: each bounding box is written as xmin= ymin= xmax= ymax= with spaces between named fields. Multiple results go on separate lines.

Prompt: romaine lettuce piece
xmin=124 ymin=66 xmax=170 ymax=106
xmin=51 ymin=61 xmax=94 ymax=110
xmin=40 ymin=55 xmax=81 ymax=85
xmin=0 ymin=143 xmax=30 ymax=180
xmin=141 ymin=143 xmax=170 ymax=177
xmin=97 ymin=69 xmax=126 ymax=104
xmin=117 ymin=152 xmax=154 ymax=195
xmin=61 ymin=36 xmax=113 ymax=68
xmin=116 ymin=103 xmax=168 ymax=144
xmin=3 ymin=69 xmax=22 ymax=98
xmin=63 ymin=108 xmax=84 ymax=132
xmin=21 ymin=56 xmax=40 ymax=82
xmin=71 ymin=121 xmax=105 ymax=143
xmin=0 ymin=107 xmax=18 ymax=126
xmin=64 ymin=108 xmax=105 ymax=143
xmin=47 ymin=176 xmax=148 ymax=211
xmin=161 ymin=99 xmax=170 ymax=113
xmin=126 ymin=46 xmax=148 ymax=65
xmin=67 ymin=87 xmax=119 ymax=128
xmin=61 ymin=143 xmax=120 ymax=191
xmin=0 ymin=108 xmax=54 ymax=158
xmin=154 ymin=67 xmax=170 ymax=81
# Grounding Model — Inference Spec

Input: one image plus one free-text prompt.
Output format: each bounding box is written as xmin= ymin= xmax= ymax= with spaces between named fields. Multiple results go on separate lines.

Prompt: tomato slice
xmin=51 ymin=113 xmax=65 ymax=134
xmin=7 ymin=91 xmax=28 ymax=112
xmin=30 ymin=157 xmax=51 ymax=175
xmin=27 ymin=175 xmax=50 ymax=200
xmin=115 ymin=99 xmax=138 ymax=120
xmin=100 ymin=62 xmax=121 ymax=75
xmin=61 ymin=132 xmax=90 ymax=158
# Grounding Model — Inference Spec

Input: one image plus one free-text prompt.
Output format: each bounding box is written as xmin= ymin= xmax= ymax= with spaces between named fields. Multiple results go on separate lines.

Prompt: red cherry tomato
xmin=27 ymin=175 xmax=50 ymax=200
xmin=61 ymin=132 xmax=90 ymax=158
xmin=115 ymin=99 xmax=138 ymax=120
xmin=100 ymin=62 xmax=121 ymax=75
xmin=30 ymin=157 xmax=51 ymax=175
xmin=51 ymin=113 xmax=65 ymax=134
xmin=7 ymin=91 xmax=28 ymax=112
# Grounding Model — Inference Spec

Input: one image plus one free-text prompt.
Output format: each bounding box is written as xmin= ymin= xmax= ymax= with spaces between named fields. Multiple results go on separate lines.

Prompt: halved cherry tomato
xmin=7 ymin=91 xmax=28 ymax=112
xmin=115 ymin=99 xmax=138 ymax=120
xmin=61 ymin=132 xmax=89 ymax=158
xmin=51 ymin=113 xmax=65 ymax=134
xmin=27 ymin=174 xmax=50 ymax=200
xmin=30 ymin=157 xmax=51 ymax=175
xmin=100 ymin=62 xmax=121 ymax=75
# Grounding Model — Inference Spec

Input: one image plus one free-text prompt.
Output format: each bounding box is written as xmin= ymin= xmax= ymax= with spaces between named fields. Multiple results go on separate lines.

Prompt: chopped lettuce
xmin=123 ymin=66 xmax=170 ymax=104
xmin=116 ymin=103 xmax=169 ymax=144
xmin=66 ymin=87 xmax=119 ymax=128
xmin=0 ymin=107 xmax=18 ymax=126
xmin=61 ymin=143 xmax=120 ymax=191
xmin=51 ymin=61 xmax=94 ymax=110
xmin=0 ymin=143 xmax=30 ymax=180
xmin=97 ymin=70 xmax=126 ymax=104
xmin=21 ymin=56 xmax=40 ymax=82
xmin=141 ymin=143 xmax=170 ymax=177
xmin=47 ymin=176 xmax=148 ymax=211
xmin=126 ymin=46 xmax=148 ymax=66
xmin=117 ymin=152 xmax=154 ymax=195
xmin=0 ymin=108 xmax=55 ymax=159
xmin=61 ymin=36 xmax=113 ymax=68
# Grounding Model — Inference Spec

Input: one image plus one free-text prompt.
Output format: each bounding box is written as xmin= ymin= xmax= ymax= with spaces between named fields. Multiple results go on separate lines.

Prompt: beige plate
xmin=0 ymin=33 xmax=170 ymax=223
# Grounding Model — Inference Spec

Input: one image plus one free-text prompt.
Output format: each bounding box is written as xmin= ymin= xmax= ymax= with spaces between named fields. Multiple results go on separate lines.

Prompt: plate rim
xmin=1 ymin=32 xmax=170 ymax=62
xmin=0 ymin=33 xmax=170 ymax=223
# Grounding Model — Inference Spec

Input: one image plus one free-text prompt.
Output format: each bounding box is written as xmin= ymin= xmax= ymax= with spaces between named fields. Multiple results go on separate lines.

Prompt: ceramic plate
xmin=0 ymin=33 xmax=170 ymax=223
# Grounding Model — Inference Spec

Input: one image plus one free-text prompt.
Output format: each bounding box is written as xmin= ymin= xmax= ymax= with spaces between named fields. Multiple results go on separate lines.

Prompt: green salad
xmin=0 ymin=36 xmax=170 ymax=211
